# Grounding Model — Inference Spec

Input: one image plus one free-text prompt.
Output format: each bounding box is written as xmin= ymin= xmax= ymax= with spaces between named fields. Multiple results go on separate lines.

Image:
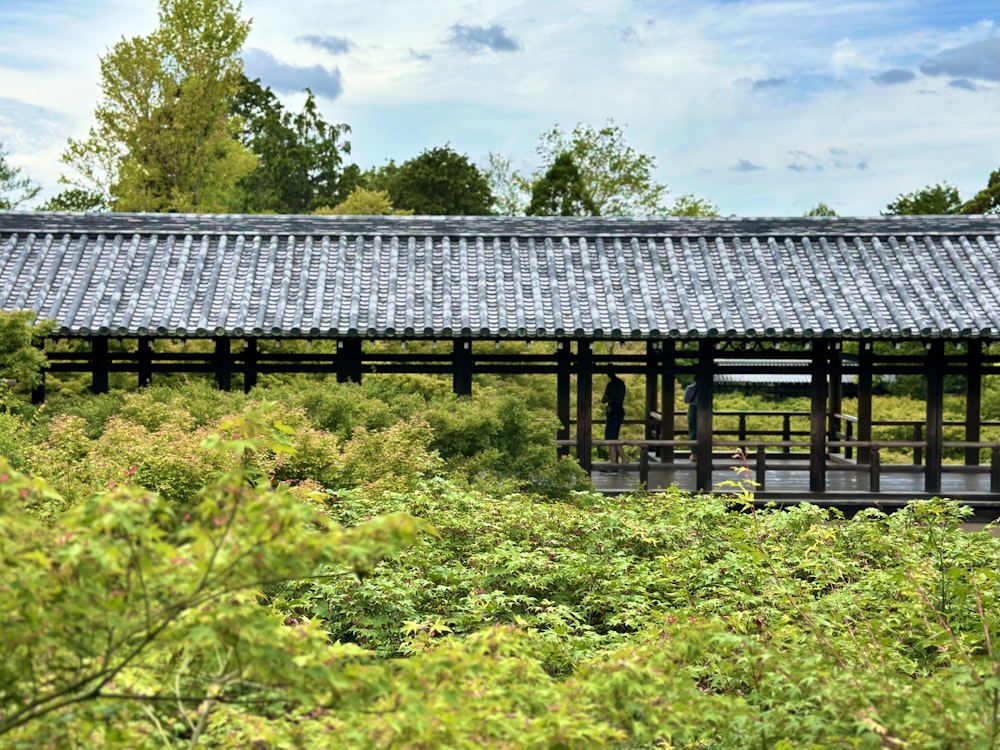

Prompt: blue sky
xmin=0 ymin=0 xmax=997 ymax=215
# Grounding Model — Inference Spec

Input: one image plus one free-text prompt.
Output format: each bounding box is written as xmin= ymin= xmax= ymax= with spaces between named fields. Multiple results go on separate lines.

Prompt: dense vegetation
xmin=1 ymin=355 xmax=998 ymax=748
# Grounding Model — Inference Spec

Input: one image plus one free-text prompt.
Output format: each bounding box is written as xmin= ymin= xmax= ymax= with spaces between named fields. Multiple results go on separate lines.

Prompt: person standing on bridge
xmin=602 ymin=367 xmax=627 ymax=469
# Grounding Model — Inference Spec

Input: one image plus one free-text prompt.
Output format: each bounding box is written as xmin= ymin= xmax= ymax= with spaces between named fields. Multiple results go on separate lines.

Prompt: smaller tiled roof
xmin=1 ymin=211 xmax=999 ymax=341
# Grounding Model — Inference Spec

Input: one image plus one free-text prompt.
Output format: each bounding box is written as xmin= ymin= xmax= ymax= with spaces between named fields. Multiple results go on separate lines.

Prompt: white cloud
xmin=1 ymin=0 xmax=997 ymax=214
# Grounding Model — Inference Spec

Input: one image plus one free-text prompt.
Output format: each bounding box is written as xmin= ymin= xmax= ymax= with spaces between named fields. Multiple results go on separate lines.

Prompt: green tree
xmin=57 ymin=0 xmax=256 ymax=212
xmin=883 ymin=182 xmax=962 ymax=215
xmin=232 ymin=76 xmax=354 ymax=213
xmin=0 ymin=311 xmax=51 ymax=395
xmin=385 ymin=145 xmax=493 ymax=215
xmin=805 ymin=202 xmax=837 ymax=217
xmin=959 ymin=167 xmax=1000 ymax=214
xmin=315 ymin=186 xmax=413 ymax=215
xmin=485 ymin=152 xmax=530 ymax=215
xmin=533 ymin=120 xmax=670 ymax=216
xmin=526 ymin=152 xmax=598 ymax=216
xmin=670 ymin=193 xmax=721 ymax=217
xmin=0 ymin=144 xmax=40 ymax=209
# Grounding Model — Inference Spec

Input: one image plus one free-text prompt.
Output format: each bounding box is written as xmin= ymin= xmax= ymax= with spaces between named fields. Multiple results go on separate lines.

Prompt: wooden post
xmin=695 ymin=340 xmax=713 ymax=492
xmin=924 ymin=340 xmax=945 ymax=493
xmin=991 ymin=447 xmax=1000 ymax=494
xmin=557 ymin=340 xmax=571 ymax=457
xmin=576 ymin=339 xmax=593 ymax=473
xmin=243 ymin=339 xmax=258 ymax=393
xmin=965 ymin=341 xmax=983 ymax=466
xmin=31 ymin=340 xmax=46 ymax=404
xmin=213 ymin=336 xmax=232 ymax=391
xmin=809 ymin=341 xmax=827 ymax=492
xmin=337 ymin=339 xmax=362 ymax=384
xmin=828 ymin=342 xmax=843 ymax=447
xmin=90 ymin=337 xmax=109 ymax=394
xmin=660 ymin=341 xmax=676 ymax=463
xmin=870 ymin=446 xmax=881 ymax=492
xmin=755 ymin=445 xmax=766 ymax=492
xmin=138 ymin=336 xmax=152 ymax=388
xmin=453 ymin=338 xmax=473 ymax=396
xmin=858 ymin=341 xmax=874 ymax=465
xmin=645 ymin=341 xmax=658 ymax=445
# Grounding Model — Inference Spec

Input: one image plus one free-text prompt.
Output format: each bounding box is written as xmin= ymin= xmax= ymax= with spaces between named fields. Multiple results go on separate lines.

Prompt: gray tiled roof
xmin=2 ymin=211 xmax=999 ymax=340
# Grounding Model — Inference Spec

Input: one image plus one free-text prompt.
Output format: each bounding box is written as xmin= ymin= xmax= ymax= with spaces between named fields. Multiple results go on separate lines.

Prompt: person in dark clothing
xmin=684 ymin=382 xmax=697 ymax=461
xmin=602 ymin=368 xmax=627 ymax=467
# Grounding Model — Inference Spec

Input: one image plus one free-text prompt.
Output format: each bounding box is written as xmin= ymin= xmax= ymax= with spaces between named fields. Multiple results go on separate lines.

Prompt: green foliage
xmin=316 ymin=186 xmax=413 ymax=215
xmin=534 ymin=120 xmax=671 ymax=216
xmin=372 ymin=145 xmax=494 ymax=215
xmin=804 ymin=201 xmax=837 ymax=216
xmin=58 ymin=0 xmax=254 ymax=212
xmin=960 ymin=166 xmax=1000 ymax=214
xmin=0 ymin=311 xmax=51 ymax=411
xmin=669 ymin=193 xmax=721 ymax=216
xmin=0 ymin=143 xmax=40 ymax=209
xmin=884 ymin=182 xmax=962 ymax=215
xmin=231 ymin=76 xmax=353 ymax=213
xmin=527 ymin=152 xmax=599 ymax=216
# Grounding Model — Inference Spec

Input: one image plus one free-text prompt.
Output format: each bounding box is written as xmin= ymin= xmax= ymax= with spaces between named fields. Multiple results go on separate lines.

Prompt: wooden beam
xmin=660 ymin=341 xmax=676 ymax=463
xmin=828 ymin=341 xmax=842 ymax=444
xmin=858 ymin=341 xmax=874 ymax=465
xmin=243 ymin=339 xmax=258 ymax=393
xmin=453 ymin=338 xmax=472 ymax=396
xmin=695 ymin=340 xmax=713 ymax=491
xmin=576 ymin=339 xmax=593 ymax=472
xmin=924 ymin=340 xmax=945 ymax=493
xmin=809 ymin=341 xmax=828 ymax=492
xmin=557 ymin=340 xmax=571 ymax=457
xmin=337 ymin=339 xmax=362 ymax=384
xmin=213 ymin=337 xmax=233 ymax=391
xmin=965 ymin=341 xmax=983 ymax=466
xmin=137 ymin=336 xmax=153 ymax=388
xmin=91 ymin=337 xmax=109 ymax=394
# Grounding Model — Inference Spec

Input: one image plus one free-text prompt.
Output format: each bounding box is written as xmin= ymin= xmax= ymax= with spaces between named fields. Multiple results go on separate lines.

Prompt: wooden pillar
xmin=90 ymin=337 xmax=109 ymax=394
xmin=138 ymin=336 xmax=153 ymax=388
xmin=243 ymin=339 xmax=258 ymax=393
xmin=337 ymin=339 xmax=362 ymax=384
xmin=809 ymin=341 xmax=828 ymax=492
xmin=557 ymin=340 xmax=571 ymax=457
xmin=925 ymin=340 xmax=945 ymax=493
xmin=576 ymin=339 xmax=594 ymax=472
xmin=645 ymin=342 xmax=658 ymax=442
xmin=213 ymin=336 xmax=232 ymax=391
xmin=660 ymin=341 xmax=677 ymax=463
xmin=453 ymin=338 xmax=473 ymax=396
xmin=858 ymin=341 xmax=874 ymax=465
xmin=828 ymin=342 xmax=843 ymax=445
xmin=694 ymin=340 xmax=713 ymax=492
xmin=965 ymin=341 xmax=983 ymax=466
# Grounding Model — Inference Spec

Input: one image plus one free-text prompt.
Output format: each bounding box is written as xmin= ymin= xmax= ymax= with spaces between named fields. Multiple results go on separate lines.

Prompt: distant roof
xmin=2 ymin=211 xmax=999 ymax=340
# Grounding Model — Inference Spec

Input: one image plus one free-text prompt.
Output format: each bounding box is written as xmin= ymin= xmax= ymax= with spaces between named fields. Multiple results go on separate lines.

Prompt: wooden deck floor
xmin=589 ymin=455 xmax=1000 ymax=522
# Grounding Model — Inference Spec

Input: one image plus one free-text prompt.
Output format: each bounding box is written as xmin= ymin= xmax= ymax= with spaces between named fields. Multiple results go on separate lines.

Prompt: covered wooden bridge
xmin=2 ymin=211 xmax=999 ymax=507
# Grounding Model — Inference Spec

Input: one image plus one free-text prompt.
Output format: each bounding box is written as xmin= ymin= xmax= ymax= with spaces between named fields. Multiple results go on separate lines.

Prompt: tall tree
xmin=56 ymin=0 xmax=255 ymax=212
xmin=883 ymin=183 xmax=962 ymax=215
xmin=485 ymin=152 xmax=530 ymax=215
xmin=534 ymin=121 xmax=670 ymax=216
xmin=959 ymin=167 xmax=1000 ymax=214
xmin=526 ymin=152 xmax=598 ymax=216
xmin=0 ymin=144 xmax=40 ymax=210
xmin=384 ymin=146 xmax=493 ymax=215
xmin=232 ymin=76 xmax=353 ymax=213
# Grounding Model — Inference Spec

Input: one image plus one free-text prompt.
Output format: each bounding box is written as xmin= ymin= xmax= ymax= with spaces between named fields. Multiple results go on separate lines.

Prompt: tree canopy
xmin=55 ymin=0 xmax=255 ymax=212
xmin=526 ymin=152 xmax=598 ymax=216
xmin=231 ymin=76 xmax=354 ymax=213
xmin=883 ymin=182 xmax=962 ymax=215
xmin=371 ymin=145 xmax=494 ymax=215
xmin=959 ymin=167 xmax=1000 ymax=214
xmin=0 ymin=144 xmax=40 ymax=210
